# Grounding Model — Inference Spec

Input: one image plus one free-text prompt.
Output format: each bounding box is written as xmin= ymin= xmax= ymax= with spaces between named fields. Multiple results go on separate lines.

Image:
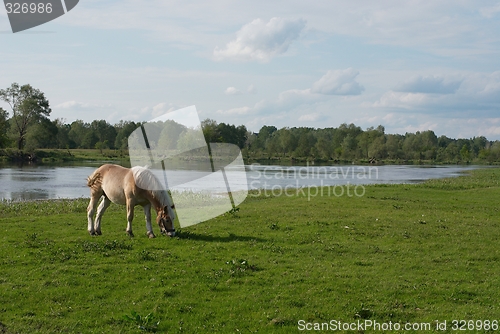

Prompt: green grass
xmin=1 ymin=168 xmax=500 ymax=333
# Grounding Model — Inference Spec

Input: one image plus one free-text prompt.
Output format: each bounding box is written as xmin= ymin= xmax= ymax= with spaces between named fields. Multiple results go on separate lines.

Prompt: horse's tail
xmin=87 ymin=170 xmax=102 ymax=190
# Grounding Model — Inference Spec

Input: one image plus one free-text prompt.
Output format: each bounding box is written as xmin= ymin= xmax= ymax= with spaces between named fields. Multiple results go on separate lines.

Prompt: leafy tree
xmin=255 ymin=125 xmax=277 ymax=151
xmin=437 ymin=135 xmax=452 ymax=148
xmin=314 ymin=130 xmax=333 ymax=160
xmin=24 ymin=118 xmax=58 ymax=151
xmin=356 ymin=126 xmax=383 ymax=159
xmin=294 ymin=129 xmax=316 ymax=157
xmin=82 ymin=130 xmax=98 ymax=149
xmin=54 ymin=119 xmax=74 ymax=149
xmin=385 ymin=134 xmax=403 ymax=159
xmin=90 ymin=120 xmax=116 ymax=149
xmin=114 ymin=121 xmax=139 ymax=150
xmin=0 ymin=108 xmax=9 ymax=148
xmin=471 ymin=136 xmax=488 ymax=157
xmin=276 ymin=128 xmax=298 ymax=155
xmin=95 ymin=140 xmax=110 ymax=154
xmin=444 ymin=142 xmax=459 ymax=162
xmin=460 ymin=144 xmax=470 ymax=162
xmin=68 ymin=120 xmax=90 ymax=148
xmin=341 ymin=134 xmax=357 ymax=159
xmin=177 ymin=128 xmax=206 ymax=152
xmin=201 ymin=119 xmax=219 ymax=143
xmin=0 ymin=83 xmax=51 ymax=150
xmin=368 ymin=135 xmax=387 ymax=159
xmin=216 ymin=123 xmax=247 ymax=148
xmin=158 ymin=120 xmax=187 ymax=150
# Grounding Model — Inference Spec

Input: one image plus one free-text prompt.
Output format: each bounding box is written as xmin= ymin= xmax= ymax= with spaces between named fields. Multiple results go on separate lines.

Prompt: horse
xmin=86 ymin=164 xmax=176 ymax=238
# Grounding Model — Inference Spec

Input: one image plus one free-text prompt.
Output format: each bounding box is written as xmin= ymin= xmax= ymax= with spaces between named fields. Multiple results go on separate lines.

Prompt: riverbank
xmin=1 ymin=168 xmax=500 ymax=332
xmin=0 ymin=148 xmax=129 ymax=164
xmin=1 ymin=148 xmax=498 ymax=166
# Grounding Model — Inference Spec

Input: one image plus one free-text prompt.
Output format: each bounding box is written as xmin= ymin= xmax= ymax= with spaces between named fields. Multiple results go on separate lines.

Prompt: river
xmin=0 ymin=162 xmax=478 ymax=201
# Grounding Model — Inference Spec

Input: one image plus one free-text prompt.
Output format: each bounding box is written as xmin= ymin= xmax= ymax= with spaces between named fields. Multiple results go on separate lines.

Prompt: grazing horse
xmin=87 ymin=164 xmax=176 ymax=238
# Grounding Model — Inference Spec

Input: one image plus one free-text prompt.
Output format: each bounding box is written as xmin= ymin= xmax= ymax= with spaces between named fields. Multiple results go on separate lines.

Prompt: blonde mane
xmin=132 ymin=166 xmax=175 ymax=211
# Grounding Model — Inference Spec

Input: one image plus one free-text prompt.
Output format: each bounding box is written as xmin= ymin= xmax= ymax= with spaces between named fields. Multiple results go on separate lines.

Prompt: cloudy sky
xmin=1 ymin=1 xmax=500 ymax=139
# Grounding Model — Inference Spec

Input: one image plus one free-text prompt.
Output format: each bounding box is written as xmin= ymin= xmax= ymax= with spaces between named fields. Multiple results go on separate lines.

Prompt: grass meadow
xmin=1 ymin=168 xmax=500 ymax=333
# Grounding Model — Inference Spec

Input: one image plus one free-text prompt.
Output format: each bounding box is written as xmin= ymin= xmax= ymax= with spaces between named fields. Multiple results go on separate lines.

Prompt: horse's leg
xmin=143 ymin=203 xmax=155 ymax=238
xmin=126 ymin=200 xmax=135 ymax=237
xmin=87 ymin=193 xmax=101 ymax=236
xmin=94 ymin=197 xmax=111 ymax=235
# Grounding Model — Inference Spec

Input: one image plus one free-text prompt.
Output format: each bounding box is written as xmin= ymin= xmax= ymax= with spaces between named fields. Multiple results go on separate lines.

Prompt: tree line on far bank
xmin=1 ymin=82 xmax=500 ymax=163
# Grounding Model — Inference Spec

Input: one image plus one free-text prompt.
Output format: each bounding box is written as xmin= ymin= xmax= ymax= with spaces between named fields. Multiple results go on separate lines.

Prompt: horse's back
xmin=95 ymin=164 xmax=133 ymax=205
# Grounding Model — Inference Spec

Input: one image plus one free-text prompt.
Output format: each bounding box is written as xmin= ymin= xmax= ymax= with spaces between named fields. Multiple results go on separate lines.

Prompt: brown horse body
xmin=87 ymin=164 xmax=175 ymax=238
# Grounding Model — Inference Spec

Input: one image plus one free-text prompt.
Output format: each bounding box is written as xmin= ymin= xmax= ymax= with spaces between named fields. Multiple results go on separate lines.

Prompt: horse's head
xmin=157 ymin=205 xmax=176 ymax=237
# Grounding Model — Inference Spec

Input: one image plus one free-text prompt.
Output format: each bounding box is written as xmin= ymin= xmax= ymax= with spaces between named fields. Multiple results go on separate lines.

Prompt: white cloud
xmin=373 ymin=91 xmax=433 ymax=109
xmin=128 ymin=102 xmax=185 ymax=121
xmin=217 ymin=68 xmax=364 ymax=119
xmin=394 ymin=75 xmax=462 ymax=94
xmin=213 ymin=17 xmax=306 ymax=62
xmin=224 ymin=87 xmax=243 ymax=95
xmin=151 ymin=102 xmax=181 ymax=117
xmin=298 ymin=113 xmax=323 ymax=122
xmin=55 ymin=100 xmax=90 ymax=109
xmin=213 ymin=68 xmax=367 ymax=129
xmin=51 ymin=100 xmax=119 ymax=123
xmin=247 ymin=84 xmax=257 ymax=94
xmin=217 ymin=106 xmax=251 ymax=115
xmin=480 ymin=3 xmax=500 ymax=18
xmin=460 ymin=71 xmax=500 ymax=102
xmin=311 ymin=68 xmax=364 ymax=95
xmin=373 ymin=71 xmax=500 ymax=115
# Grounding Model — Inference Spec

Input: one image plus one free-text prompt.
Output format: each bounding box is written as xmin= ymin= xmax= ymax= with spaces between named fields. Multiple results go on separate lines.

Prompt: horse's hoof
xmin=95 ymin=230 xmax=102 ymax=235
xmin=147 ymin=232 xmax=156 ymax=238
xmin=127 ymin=231 xmax=134 ymax=237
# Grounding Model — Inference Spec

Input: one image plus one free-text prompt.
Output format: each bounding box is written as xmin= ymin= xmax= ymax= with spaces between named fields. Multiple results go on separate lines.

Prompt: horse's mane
xmin=131 ymin=166 xmax=174 ymax=209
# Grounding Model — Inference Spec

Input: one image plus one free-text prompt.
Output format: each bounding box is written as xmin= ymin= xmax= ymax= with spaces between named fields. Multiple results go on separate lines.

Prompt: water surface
xmin=0 ymin=163 xmax=478 ymax=201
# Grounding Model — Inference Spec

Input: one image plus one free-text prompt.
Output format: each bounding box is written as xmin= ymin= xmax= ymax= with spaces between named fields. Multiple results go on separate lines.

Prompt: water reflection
xmin=0 ymin=165 xmax=96 ymax=201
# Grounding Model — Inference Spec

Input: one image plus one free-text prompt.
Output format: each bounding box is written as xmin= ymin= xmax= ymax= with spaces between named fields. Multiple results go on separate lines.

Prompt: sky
xmin=1 ymin=1 xmax=500 ymax=139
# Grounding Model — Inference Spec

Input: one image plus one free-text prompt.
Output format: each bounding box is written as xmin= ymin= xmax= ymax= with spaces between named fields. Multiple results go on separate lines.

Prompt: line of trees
xmin=245 ymin=124 xmax=500 ymax=163
xmin=2 ymin=82 xmax=500 ymax=163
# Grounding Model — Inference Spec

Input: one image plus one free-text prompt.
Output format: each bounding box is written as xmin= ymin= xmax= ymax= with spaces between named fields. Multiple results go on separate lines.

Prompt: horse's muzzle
xmin=166 ymin=229 xmax=176 ymax=237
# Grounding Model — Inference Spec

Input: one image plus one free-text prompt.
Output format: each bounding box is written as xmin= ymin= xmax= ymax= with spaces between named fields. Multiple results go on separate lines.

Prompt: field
xmin=1 ymin=168 xmax=500 ymax=333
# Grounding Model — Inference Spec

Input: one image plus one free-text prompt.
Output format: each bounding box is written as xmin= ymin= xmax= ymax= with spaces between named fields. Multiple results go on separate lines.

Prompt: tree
xmin=177 ymin=128 xmax=206 ymax=152
xmin=0 ymin=83 xmax=51 ymax=150
xmin=158 ymin=120 xmax=187 ymax=150
xmin=368 ymin=135 xmax=387 ymax=159
xmin=114 ymin=121 xmax=139 ymax=150
xmin=255 ymin=125 xmax=277 ymax=151
xmin=90 ymin=120 xmax=116 ymax=149
xmin=341 ymin=134 xmax=357 ymax=159
xmin=24 ymin=118 xmax=58 ymax=151
xmin=386 ymin=134 xmax=403 ymax=159
xmin=294 ymin=129 xmax=316 ymax=158
xmin=201 ymin=119 xmax=219 ymax=143
xmin=68 ymin=120 xmax=90 ymax=148
xmin=460 ymin=144 xmax=470 ymax=162
xmin=278 ymin=128 xmax=298 ymax=157
xmin=0 ymin=108 xmax=9 ymax=148
xmin=216 ymin=123 xmax=247 ymax=148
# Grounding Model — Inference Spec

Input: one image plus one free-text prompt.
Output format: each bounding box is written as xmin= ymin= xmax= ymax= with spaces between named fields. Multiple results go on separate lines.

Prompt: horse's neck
xmin=144 ymin=190 xmax=164 ymax=212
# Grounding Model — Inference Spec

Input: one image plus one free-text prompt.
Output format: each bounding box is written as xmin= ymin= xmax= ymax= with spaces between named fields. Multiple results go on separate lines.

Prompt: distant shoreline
xmin=1 ymin=148 xmax=498 ymax=166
